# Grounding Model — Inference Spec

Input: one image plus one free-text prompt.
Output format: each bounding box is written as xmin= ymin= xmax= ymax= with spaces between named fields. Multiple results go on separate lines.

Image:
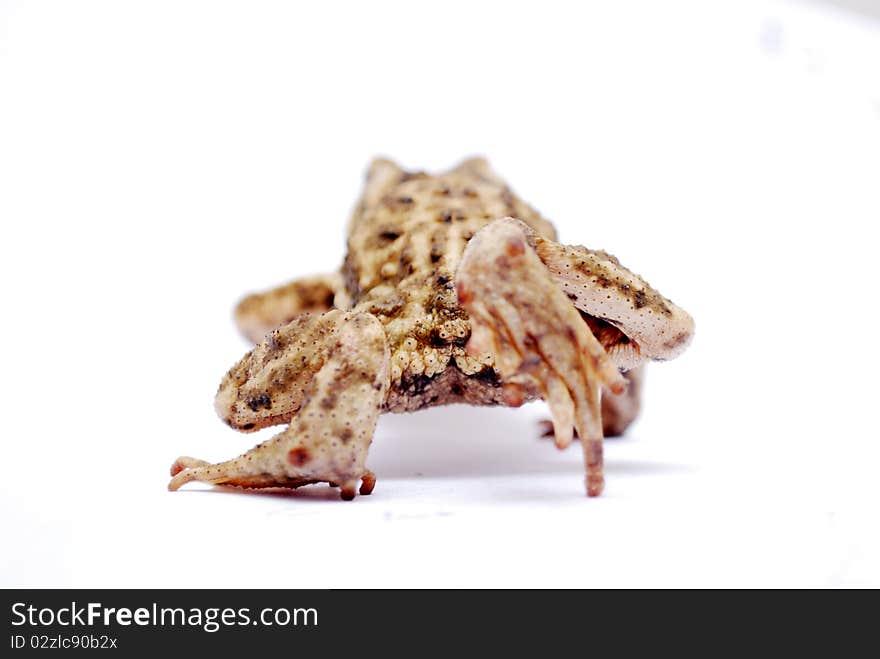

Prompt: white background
xmin=1 ymin=0 xmax=878 ymax=588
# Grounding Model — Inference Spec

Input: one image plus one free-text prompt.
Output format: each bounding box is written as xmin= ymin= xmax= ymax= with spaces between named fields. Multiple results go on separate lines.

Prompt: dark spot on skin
xmin=437 ymin=274 xmax=450 ymax=286
xmin=320 ymin=394 xmax=337 ymax=410
xmin=287 ymin=447 xmax=311 ymax=466
xmin=470 ymin=367 xmax=501 ymax=387
xmin=597 ymin=274 xmax=611 ymax=288
xmin=399 ymin=249 xmax=414 ymax=275
xmin=450 ymin=383 xmax=464 ymax=396
xmin=401 ymin=373 xmax=439 ymax=396
xmin=246 ymin=393 xmax=272 ymax=411
xmin=242 ymin=423 xmax=256 ymax=430
xmin=339 ymin=428 xmax=353 ymax=444
xmin=634 ymin=290 xmax=647 ymax=309
xmin=267 ymin=330 xmax=293 ymax=355
xmin=429 ymin=330 xmax=447 ymax=348
xmin=452 ymin=331 xmax=470 ymax=347
xmin=573 ymin=260 xmax=593 ymax=276
xmin=379 ymin=230 xmax=401 ymax=242
xmin=364 ymin=292 xmax=405 ymax=317
xmin=430 ymin=252 xmax=442 ymax=263
xmin=382 ymin=195 xmax=416 ymax=211
xmin=567 ymin=292 xmax=578 ymax=301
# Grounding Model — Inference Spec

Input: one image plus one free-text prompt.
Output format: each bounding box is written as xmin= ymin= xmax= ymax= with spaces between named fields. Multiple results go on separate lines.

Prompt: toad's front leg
xmin=168 ymin=310 xmax=389 ymax=500
xmin=457 ymin=218 xmax=694 ymax=497
xmin=539 ymin=365 xmax=645 ymax=439
xmin=457 ymin=221 xmax=625 ymax=497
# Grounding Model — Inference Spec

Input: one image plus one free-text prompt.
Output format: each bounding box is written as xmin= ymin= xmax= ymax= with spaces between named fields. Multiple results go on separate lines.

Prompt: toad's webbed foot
xmin=168 ymin=310 xmax=389 ymax=500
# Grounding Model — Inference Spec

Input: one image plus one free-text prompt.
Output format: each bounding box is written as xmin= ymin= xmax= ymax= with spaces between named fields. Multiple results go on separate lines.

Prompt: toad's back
xmin=342 ymin=158 xmax=556 ymax=402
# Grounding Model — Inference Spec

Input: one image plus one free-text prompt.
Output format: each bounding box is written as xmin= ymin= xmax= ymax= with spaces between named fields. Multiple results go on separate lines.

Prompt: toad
xmin=169 ymin=158 xmax=694 ymax=499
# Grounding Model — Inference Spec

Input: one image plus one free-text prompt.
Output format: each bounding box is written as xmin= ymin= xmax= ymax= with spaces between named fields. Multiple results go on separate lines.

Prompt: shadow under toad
xmin=368 ymin=403 xmax=691 ymax=479
xmin=173 ymin=403 xmax=691 ymax=500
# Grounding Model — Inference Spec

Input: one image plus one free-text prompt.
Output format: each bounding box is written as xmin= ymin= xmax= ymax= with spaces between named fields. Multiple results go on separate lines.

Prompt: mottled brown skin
xmin=341 ymin=157 xmax=559 ymax=406
xmin=168 ymin=157 xmax=694 ymax=499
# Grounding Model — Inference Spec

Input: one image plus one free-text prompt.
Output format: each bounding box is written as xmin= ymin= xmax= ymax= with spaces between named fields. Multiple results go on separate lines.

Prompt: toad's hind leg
xmin=235 ymin=273 xmax=347 ymax=343
xmin=169 ymin=311 xmax=389 ymax=500
xmin=456 ymin=218 xmax=626 ymax=497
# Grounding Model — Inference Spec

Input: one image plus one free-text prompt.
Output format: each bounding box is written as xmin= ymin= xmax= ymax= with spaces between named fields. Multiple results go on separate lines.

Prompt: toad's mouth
xmin=579 ymin=312 xmax=642 ymax=371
